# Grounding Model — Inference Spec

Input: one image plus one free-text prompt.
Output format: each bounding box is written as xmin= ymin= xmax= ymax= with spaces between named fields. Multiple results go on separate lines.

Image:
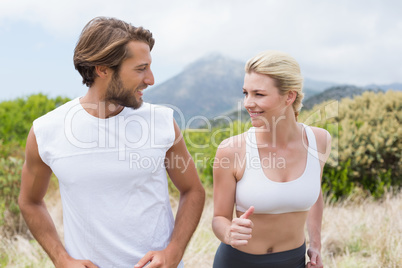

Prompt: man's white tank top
xmin=33 ymin=98 xmax=184 ymax=267
xmin=236 ymin=124 xmax=321 ymax=214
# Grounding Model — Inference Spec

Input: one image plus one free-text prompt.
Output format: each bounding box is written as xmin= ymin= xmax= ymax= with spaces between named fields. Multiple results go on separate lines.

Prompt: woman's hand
xmin=228 ymin=206 xmax=254 ymax=248
xmin=306 ymin=247 xmax=323 ymax=268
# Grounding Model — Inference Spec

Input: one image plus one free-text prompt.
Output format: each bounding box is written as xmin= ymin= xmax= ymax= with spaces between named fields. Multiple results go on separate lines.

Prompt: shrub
xmin=301 ymin=90 xmax=401 ymax=198
xmin=0 ymin=94 xmax=70 ymax=146
xmin=0 ymin=94 xmax=69 ymax=235
xmin=0 ymin=144 xmax=24 ymax=236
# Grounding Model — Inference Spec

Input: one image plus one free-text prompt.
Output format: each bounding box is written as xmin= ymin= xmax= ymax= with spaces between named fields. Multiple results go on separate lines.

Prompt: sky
xmin=0 ymin=0 xmax=401 ymax=101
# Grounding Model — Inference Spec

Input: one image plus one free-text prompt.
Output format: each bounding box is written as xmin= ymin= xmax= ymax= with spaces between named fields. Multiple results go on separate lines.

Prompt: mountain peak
xmin=185 ymin=53 xmax=244 ymax=72
xmin=144 ymin=53 xmax=245 ymax=126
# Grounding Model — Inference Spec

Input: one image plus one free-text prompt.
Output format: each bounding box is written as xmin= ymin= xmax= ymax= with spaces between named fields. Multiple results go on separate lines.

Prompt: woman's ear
xmin=286 ymin=90 xmax=297 ymax=106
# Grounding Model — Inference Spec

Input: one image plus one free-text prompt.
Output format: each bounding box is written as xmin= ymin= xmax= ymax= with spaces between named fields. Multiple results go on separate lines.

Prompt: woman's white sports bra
xmin=236 ymin=124 xmax=321 ymax=214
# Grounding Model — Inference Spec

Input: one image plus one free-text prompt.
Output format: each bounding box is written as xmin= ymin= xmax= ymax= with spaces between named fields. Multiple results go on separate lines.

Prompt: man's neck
xmin=80 ymin=88 xmax=124 ymax=119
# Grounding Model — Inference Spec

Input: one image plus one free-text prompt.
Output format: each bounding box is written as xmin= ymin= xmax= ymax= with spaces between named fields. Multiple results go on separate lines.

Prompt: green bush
xmin=0 ymin=94 xmax=69 ymax=234
xmin=300 ymin=90 xmax=401 ymax=199
xmin=322 ymin=160 xmax=355 ymax=201
xmin=0 ymin=144 xmax=24 ymax=235
xmin=0 ymin=94 xmax=70 ymax=146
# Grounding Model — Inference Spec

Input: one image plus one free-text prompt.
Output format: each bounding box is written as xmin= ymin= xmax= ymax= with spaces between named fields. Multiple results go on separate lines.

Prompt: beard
xmin=104 ymin=73 xmax=144 ymax=109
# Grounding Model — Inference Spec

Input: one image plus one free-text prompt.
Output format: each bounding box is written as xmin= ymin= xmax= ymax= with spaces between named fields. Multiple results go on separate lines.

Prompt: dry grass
xmin=0 ymin=184 xmax=61 ymax=268
xmin=320 ymin=189 xmax=402 ymax=268
xmin=1 ymin=188 xmax=401 ymax=268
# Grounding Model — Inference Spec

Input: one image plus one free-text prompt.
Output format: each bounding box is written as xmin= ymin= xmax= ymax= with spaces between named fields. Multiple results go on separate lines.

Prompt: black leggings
xmin=213 ymin=242 xmax=306 ymax=268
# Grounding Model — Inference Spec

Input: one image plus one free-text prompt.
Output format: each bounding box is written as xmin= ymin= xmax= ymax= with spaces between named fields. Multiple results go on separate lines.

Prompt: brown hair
xmin=73 ymin=16 xmax=155 ymax=87
xmin=245 ymin=50 xmax=304 ymax=119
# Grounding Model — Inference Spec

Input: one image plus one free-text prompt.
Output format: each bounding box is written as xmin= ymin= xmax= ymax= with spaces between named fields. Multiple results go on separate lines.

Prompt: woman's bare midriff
xmin=235 ymin=210 xmax=308 ymax=254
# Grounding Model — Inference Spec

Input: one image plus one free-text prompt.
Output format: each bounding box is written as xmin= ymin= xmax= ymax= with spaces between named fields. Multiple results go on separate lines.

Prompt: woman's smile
xmin=248 ymin=110 xmax=264 ymax=118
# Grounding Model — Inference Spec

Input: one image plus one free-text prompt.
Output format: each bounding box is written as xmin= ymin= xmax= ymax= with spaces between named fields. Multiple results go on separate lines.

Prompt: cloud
xmin=0 ymin=0 xmax=401 ymax=85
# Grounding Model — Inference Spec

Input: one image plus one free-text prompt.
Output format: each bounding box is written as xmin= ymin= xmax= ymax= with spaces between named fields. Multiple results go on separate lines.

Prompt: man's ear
xmin=95 ymin=66 xmax=110 ymax=78
xmin=286 ymin=90 xmax=297 ymax=106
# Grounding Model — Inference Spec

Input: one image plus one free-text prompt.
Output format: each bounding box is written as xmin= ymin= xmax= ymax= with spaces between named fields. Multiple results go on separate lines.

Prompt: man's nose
xmin=145 ymin=69 xmax=154 ymax=86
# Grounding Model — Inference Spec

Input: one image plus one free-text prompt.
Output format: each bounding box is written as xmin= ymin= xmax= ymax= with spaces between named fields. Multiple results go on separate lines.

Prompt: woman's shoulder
xmin=309 ymin=126 xmax=331 ymax=144
xmin=308 ymin=126 xmax=332 ymax=164
xmin=216 ymin=132 xmax=248 ymax=158
xmin=214 ymin=132 xmax=248 ymax=177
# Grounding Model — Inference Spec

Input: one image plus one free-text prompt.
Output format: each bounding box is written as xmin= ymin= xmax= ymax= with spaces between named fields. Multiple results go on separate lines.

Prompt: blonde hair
xmin=245 ymin=50 xmax=304 ymax=119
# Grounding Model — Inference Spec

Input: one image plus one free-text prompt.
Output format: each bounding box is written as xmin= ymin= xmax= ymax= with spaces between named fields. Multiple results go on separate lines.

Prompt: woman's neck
xmin=255 ymin=109 xmax=300 ymax=148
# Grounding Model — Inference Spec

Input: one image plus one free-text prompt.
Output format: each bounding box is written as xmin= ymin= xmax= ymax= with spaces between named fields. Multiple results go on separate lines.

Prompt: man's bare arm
xmin=18 ymin=127 xmax=97 ymax=268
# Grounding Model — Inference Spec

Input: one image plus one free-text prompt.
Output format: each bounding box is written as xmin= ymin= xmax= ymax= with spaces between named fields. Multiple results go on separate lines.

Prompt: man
xmin=18 ymin=17 xmax=205 ymax=268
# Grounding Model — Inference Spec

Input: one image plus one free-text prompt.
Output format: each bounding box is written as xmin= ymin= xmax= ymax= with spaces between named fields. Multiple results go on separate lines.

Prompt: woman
xmin=212 ymin=50 xmax=331 ymax=268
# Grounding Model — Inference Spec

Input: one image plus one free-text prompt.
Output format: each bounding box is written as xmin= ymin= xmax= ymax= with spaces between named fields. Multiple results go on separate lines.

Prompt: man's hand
xmin=134 ymin=249 xmax=179 ymax=268
xmin=56 ymin=257 xmax=98 ymax=268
